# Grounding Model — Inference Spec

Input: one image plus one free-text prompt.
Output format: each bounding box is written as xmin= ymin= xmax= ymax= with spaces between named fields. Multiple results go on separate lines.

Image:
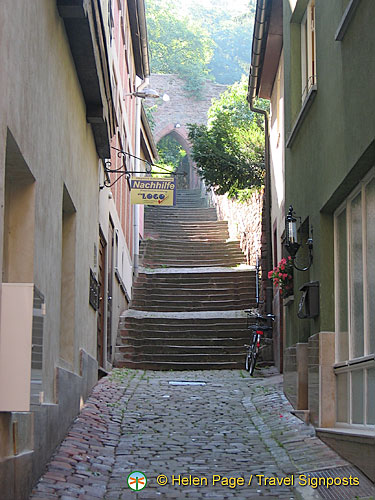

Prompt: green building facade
xmin=282 ymin=0 xmax=375 ymax=479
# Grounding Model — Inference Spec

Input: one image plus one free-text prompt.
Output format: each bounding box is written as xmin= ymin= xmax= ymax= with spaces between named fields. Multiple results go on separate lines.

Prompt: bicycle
xmin=244 ymin=310 xmax=275 ymax=376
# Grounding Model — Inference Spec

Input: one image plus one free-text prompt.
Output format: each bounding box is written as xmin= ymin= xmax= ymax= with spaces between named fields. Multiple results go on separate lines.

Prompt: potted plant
xmin=268 ymin=257 xmax=294 ymax=300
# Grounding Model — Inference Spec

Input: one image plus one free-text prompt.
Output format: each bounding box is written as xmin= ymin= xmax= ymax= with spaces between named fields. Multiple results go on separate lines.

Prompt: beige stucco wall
xmin=0 ymin=0 xmax=98 ymax=402
xmin=270 ymin=53 xmax=285 ymax=265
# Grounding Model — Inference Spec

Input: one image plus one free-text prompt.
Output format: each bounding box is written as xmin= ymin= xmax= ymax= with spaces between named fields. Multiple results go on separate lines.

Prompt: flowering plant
xmin=268 ymin=257 xmax=294 ymax=297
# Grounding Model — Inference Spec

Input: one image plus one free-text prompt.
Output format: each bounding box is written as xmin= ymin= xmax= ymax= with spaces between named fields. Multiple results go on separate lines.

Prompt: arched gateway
xmin=146 ymin=74 xmax=227 ymax=189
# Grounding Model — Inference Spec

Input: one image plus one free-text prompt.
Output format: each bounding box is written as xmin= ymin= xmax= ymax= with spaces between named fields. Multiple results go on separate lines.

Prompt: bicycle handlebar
xmin=244 ymin=310 xmax=275 ymax=321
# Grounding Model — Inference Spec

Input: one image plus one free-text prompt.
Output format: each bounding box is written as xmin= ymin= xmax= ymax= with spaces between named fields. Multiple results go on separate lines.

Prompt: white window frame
xmin=334 ymin=167 xmax=375 ymax=429
xmin=301 ymin=0 xmax=316 ymax=103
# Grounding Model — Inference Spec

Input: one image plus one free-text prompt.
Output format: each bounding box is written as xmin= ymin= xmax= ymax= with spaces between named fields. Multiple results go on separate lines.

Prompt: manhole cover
xmin=168 ymin=381 xmax=207 ymax=386
xmin=301 ymin=465 xmax=375 ymax=500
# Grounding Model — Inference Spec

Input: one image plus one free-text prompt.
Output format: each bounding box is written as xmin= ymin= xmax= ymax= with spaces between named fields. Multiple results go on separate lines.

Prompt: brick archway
xmin=146 ymin=74 xmax=227 ymax=189
xmin=156 ymin=126 xmax=197 ymax=189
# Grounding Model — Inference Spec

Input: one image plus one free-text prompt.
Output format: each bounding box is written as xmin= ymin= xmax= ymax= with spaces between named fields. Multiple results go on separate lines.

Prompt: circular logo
xmin=127 ymin=471 xmax=147 ymax=491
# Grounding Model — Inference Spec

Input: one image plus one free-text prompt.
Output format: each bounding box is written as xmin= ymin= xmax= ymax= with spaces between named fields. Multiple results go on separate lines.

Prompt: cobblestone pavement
xmin=29 ymin=368 xmax=372 ymax=500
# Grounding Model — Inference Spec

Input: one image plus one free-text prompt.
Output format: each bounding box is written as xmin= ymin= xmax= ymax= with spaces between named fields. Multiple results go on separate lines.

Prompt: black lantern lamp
xmin=285 ymin=205 xmax=313 ymax=271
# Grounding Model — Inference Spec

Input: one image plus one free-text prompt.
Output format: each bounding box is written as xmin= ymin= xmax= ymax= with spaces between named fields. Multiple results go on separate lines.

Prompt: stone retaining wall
xmin=211 ymin=188 xmax=263 ymax=266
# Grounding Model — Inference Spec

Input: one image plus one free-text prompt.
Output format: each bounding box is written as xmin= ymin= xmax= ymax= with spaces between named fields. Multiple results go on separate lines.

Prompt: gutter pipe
xmin=247 ymin=0 xmax=273 ymax=314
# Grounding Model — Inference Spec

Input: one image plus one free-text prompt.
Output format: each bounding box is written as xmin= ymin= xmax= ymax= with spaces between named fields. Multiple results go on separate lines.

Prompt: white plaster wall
xmin=270 ymin=53 xmax=285 ymax=264
xmin=0 ymin=0 xmax=99 ymax=401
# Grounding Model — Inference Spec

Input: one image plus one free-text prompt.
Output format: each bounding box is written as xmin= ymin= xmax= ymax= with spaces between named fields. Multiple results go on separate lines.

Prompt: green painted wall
xmin=283 ymin=0 xmax=375 ymax=346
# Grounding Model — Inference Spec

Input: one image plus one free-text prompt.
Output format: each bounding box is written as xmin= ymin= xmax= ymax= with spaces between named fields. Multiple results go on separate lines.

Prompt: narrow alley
xmin=2 ymin=1 xmax=375 ymax=499
xmin=29 ymin=368 xmax=374 ymax=500
xmin=29 ymin=190 xmax=375 ymax=500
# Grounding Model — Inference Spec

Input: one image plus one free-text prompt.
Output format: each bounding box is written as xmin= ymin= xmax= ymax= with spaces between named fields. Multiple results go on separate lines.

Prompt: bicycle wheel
xmin=245 ymin=350 xmax=251 ymax=371
xmin=249 ymin=347 xmax=258 ymax=376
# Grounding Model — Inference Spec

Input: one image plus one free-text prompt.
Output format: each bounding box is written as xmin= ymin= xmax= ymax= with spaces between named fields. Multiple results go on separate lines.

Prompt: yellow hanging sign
xmin=130 ymin=177 xmax=176 ymax=206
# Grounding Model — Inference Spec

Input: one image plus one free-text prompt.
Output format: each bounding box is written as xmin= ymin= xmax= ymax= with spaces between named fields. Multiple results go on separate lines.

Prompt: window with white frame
xmin=301 ymin=0 xmax=316 ymax=102
xmin=334 ymin=168 xmax=375 ymax=428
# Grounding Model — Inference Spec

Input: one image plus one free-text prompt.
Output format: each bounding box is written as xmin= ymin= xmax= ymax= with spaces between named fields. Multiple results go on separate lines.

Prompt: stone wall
xmin=211 ymin=189 xmax=263 ymax=267
xmin=148 ymin=74 xmax=227 ymax=144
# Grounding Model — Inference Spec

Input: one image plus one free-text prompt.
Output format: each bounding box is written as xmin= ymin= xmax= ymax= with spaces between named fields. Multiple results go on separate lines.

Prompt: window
xmin=301 ymin=0 xmax=316 ymax=102
xmin=334 ymin=168 xmax=375 ymax=428
xmin=286 ymin=1 xmax=317 ymax=147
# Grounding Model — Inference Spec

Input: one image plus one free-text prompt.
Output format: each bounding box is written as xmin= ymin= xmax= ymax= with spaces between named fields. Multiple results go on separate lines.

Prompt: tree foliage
xmin=145 ymin=0 xmax=213 ymax=97
xmin=146 ymin=0 xmax=257 ymax=89
xmin=187 ymin=2 xmax=255 ymax=85
xmin=156 ymin=135 xmax=186 ymax=170
xmin=188 ymin=78 xmax=268 ymax=197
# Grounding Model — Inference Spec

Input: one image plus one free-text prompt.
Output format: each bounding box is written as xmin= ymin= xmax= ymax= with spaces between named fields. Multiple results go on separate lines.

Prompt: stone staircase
xmin=115 ymin=189 xmax=257 ymax=370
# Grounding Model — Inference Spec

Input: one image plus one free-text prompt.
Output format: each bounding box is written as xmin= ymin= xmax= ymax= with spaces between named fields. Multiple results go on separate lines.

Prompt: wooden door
xmin=97 ymin=230 xmax=107 ymax=368
xmin=107 ymin=221 xmax=114 ymax=362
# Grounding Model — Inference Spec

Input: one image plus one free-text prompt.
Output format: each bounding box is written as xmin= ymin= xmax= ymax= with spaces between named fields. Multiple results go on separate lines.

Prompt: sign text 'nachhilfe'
xmin=130 ymin=177 xmax=176 ymax=206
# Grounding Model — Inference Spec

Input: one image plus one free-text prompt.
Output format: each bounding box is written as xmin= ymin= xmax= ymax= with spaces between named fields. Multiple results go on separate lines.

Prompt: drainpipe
xmin=247 ymin=0 xmax=273 ymax=314
xmin=132 ymin=0 xmax=150 ymax=277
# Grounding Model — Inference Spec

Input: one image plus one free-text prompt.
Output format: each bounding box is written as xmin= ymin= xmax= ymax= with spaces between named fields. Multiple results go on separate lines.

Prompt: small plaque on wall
xmin=89 ymin=269 xmax=99 ymax=311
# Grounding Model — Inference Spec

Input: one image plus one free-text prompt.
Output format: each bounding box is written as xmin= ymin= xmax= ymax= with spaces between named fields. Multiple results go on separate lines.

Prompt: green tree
xmin=156 ymin=135 xmax=186 ymax=170
xmin=146 ymin=0 xmax=213 ymax=97
xmin=188 ymin=78 xmax=268 ymax=197
xmin=187 ymin=3 xmax=254 ymax=85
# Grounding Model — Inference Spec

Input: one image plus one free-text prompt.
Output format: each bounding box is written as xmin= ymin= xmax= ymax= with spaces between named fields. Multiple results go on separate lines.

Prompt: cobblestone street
xmin=30 ymin=369 xmax=374 ymax=500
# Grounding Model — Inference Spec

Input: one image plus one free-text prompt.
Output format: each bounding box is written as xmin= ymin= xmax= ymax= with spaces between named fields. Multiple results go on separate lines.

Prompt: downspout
xmin=133 ymin=0 xmax=150 ymax=277
xmin=247 ymin=0 xmax=273 ymax=314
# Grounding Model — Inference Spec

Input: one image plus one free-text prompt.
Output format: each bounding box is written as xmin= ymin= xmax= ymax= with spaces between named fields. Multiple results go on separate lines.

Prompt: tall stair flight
xmin=115 ymin=189 xmax=257 ymax=369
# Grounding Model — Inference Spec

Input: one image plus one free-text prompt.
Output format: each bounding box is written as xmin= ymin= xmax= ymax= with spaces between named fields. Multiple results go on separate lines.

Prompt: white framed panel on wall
xmin=333 ymin=167 xmax=375 ymax=429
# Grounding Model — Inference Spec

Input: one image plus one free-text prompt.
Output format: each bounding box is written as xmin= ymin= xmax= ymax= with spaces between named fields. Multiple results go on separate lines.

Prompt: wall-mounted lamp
xmin=123 ymin=89 xmax=170 ymax=101
xmin=285 ymin=205 xmax=313 ymax=271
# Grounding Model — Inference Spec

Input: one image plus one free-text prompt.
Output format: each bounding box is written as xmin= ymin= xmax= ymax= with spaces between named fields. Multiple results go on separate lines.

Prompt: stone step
xmin=117 ymin=344 xmax=246 ymax=356
xmin=132 ymin=287 xmax=255 ymax=298
xmin=146 ymin=215 xmax=217 ymax=220
xmin=145 ymin=216 xmax=218 ymax=223
xmin=145 ymin=224 xmax=224 ymax=229
xmin=144 ymin=226 xmax=227 ymax=233
xmin=115 ymin=352 xmax=245 ymax=364
xmin=118 ymin=336 xmax=248 ymax=346
xmin=115 ymin=360 xmax=243 ymax=370
xmin=141 ymin=261 xmax=245 ymax=268
xmin=118 ymin=331 xmax=249 ymax=343
xmin=141 ymin=252 xmax=245 ymax=260
xmin=131 ymin=288 xmax=255 ymax=301
xmin=130 ymin=299 xmax=254 ymax=312
xmin=142 ymin=243 xmax=243 ymax=253
xmin=141 ymin=253 xmax=244 ymax=262
xmin=145 ymin=230 xmax=229 ymax=239
xmin=144 ymin=230 xmax=229 ymax=237
xmin=140 ymin=240 xmax=240 ymax=249
xmin=136 ymin=269 xmax=255 ymax=278
xmin=119 ymin=316 xmax=247 ymax=330
xmin=135 ymin=274 xmax=255 ymax=286
xmin=145 ymin=207 xmax=216 ymax=214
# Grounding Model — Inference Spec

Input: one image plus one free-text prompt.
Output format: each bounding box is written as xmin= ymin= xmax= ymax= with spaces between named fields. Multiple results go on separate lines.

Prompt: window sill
xmin=286 ymin=85 xmax=317 ymax=148
xmin=316 ymin=426 xmax=375 ymax=439
xmin=334 ymin=354 xmax=375 ymax=370
xmin=335 ymin=0 xmax=361 ymax=41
